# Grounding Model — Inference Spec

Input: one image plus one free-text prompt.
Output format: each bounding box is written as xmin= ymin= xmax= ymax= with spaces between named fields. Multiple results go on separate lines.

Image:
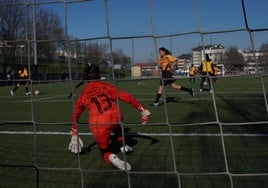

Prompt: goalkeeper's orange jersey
xmin=71 ymin=81 xmax=141 ymax=128
xmin=158 ymin=54 xmax=177 ymax=71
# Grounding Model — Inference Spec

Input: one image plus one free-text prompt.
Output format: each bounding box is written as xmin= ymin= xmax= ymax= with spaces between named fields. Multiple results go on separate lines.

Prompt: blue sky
xmin=41 ymin=0 xmax=268 ymax=63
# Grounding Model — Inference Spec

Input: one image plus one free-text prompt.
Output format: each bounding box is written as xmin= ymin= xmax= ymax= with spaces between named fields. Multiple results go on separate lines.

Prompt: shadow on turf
xmin=80 ymin=128 xmax=159 ymax=155
xmin=80 ymin=142 xmax=96 ymax=155
xmin=149 ymin=96 xmax=194 ymax=106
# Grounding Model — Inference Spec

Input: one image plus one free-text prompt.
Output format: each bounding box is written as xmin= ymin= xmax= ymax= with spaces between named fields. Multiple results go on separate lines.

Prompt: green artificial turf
xmin=0 ymin=75 xmax=267 ymax=188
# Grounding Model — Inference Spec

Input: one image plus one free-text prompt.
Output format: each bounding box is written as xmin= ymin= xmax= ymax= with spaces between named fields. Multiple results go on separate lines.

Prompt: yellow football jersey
xmin=19 ymin=68 xmax=28 ymax=78
xmin=158 ymin=55 xmax=177 ymax=71
xmin=201 ymin=60 xmax=213 ymax=73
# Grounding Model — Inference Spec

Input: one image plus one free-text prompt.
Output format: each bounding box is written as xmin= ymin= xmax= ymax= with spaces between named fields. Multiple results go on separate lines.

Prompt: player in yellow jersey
xmin=189 ymin=64 xmax=196 ymax=82
xmin=10 ymin=66 xmax=31 ymax=96
xmin=199 ymin=54 xmax=215 ymax=92
xmin=153 ymin=47 xmax=193 ymax=106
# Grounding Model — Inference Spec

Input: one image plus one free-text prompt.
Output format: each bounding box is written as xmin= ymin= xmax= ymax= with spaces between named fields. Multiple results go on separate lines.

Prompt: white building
xmin=192 ymin=45 xmax=226 ymax=65
xmin=243 ymin=49 xmax=263 ymax=74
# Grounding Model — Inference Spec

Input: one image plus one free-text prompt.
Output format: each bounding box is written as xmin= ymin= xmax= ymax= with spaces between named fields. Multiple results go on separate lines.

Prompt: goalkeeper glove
xmin=138 ymin=105 xmax=151 ymax=124
xmin=68 ymin=135 xmax=84 ymax=154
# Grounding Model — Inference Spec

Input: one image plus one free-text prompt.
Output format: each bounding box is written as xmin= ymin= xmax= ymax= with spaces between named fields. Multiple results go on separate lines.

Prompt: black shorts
xmin=17 ymin=80 xmax=28 ymax=86
xmin=201 ymin=72 xmax=214 ymax=77
xmin=160 ymin=71 xmax=175 ymax=86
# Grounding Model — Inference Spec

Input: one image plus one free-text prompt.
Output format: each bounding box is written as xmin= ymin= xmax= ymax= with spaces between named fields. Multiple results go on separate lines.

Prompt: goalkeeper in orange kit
xmin=68 ymin=63 xmax=151 ymax=171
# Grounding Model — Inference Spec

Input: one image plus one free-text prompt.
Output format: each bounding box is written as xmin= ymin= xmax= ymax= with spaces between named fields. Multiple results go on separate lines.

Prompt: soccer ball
xmin=204 ymin=81 xmax=207 ymax=85
xmin=34 ymin=90 xmax=40 ymax=95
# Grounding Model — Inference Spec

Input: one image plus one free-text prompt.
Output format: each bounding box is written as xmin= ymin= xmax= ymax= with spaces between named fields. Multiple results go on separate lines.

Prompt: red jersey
xmin=71 ymin=81 xmax=141 ymax=129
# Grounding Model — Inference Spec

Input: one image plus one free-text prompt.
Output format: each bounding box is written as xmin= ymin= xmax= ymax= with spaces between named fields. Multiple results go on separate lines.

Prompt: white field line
xmin=0 ymin=131 xmax=267 ymax=137
xmin=1 ymin=91 xmax=265 ymax=103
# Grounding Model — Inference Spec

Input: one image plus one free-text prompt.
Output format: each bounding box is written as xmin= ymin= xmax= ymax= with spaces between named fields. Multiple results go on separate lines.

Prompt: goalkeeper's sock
xmin=180 ymin=86 xmax=194 ymax=97
xmin=180 ymin=86 xmax=191 ymax=92
xmin=12 ymin=87 xmax=18 ymax=93
xmin=102 ymin=151 xmax=113 ymax=165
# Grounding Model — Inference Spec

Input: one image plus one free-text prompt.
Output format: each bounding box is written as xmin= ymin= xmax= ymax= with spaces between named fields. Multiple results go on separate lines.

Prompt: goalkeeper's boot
xmin=120 ymin=144 xmax=133 ymax=153
xmin=108 ymin=154 xmax=131 ymax=171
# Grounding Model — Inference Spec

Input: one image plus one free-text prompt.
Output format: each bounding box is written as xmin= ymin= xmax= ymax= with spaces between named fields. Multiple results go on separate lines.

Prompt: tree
xmin=0 ymin=1 xmax=65 ymax=63
xmin=0 ymin=1 xmax=130 ymax=71
xmin=112 ymin=48 xmax=131 ymax=69
xmin=86 ymin=41 xmax=101 ymax=64
xmin=35 ymin=7 xmax=64 ymax=61
xmin=224 ymin=47 xmax=244 ymax=70
xmin=259 ymin=42 xmax=268 ymax=68
xmin=0 ymin=0 xmax=26 ymax=61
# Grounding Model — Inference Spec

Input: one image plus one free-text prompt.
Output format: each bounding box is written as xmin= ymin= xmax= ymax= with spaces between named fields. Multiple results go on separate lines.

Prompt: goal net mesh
xmin=0 ymin=0 xmax=267 ymax=188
